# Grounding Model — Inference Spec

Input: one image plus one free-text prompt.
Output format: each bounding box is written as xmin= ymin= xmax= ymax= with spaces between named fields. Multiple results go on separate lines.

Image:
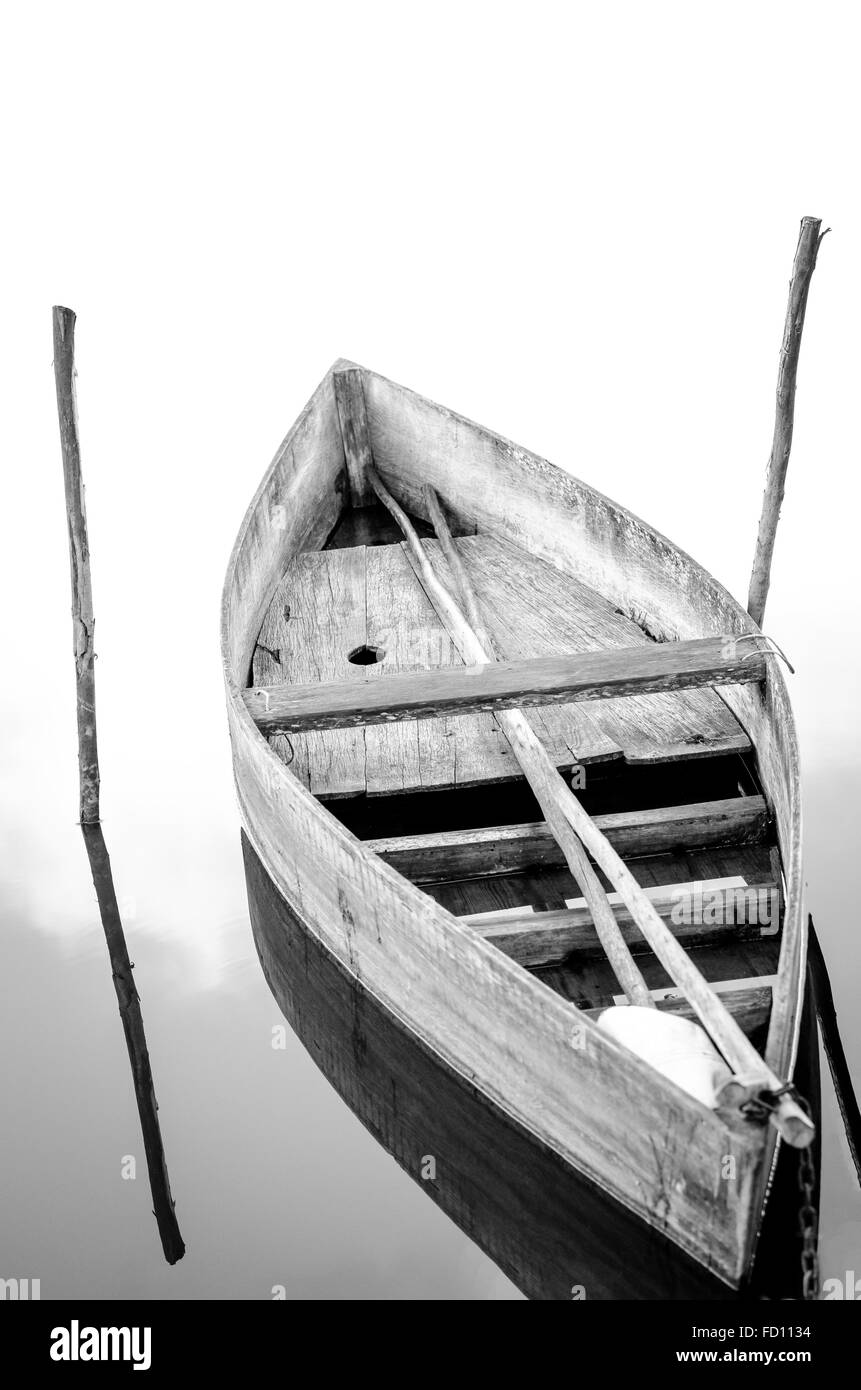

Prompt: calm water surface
xmin=2 ymin=755 xmax=859 ymax=1299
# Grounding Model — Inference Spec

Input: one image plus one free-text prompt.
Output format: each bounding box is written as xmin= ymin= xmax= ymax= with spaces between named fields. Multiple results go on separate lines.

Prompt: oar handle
xmin=560 ymin=793 xmax=815 ymax=1146
xmin=772 ymin=1095 xmax=816 ymax=1148
xmin=716 ymin=1074 xmax=815 ymax=1148
xmin=387 ymin=472 xmax=653 ymax=1008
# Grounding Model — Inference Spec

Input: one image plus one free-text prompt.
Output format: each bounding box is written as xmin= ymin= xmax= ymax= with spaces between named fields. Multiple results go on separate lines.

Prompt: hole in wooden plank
xmin=348 ymin=644 xmax=386 ymax=666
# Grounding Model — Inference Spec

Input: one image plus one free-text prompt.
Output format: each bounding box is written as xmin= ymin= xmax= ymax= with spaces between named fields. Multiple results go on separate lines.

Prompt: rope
xmin=729 ymin=632 xmax=796 ymax=675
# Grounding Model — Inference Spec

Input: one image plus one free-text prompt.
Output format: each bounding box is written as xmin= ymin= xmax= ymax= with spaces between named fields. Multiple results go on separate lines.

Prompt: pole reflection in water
xmin=81 ymin=823 xmax=185 ymax=1265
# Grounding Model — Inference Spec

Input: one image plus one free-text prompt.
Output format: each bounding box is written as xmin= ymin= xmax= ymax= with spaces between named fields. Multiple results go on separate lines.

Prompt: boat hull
xmin=223 ymin=363 xmax=807 ymax=1287
xmin=243 ymin=831 xmax=820 ymax=1300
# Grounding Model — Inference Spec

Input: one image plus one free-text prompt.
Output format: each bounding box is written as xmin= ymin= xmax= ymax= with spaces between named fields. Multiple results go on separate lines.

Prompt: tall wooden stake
xmin=53 ymin=307 xmax=185 ymax=1265
xmin=53 ymin=307 xmax=100 ymax=823
xmin=747 ymin=217 xmax=826 ymax=628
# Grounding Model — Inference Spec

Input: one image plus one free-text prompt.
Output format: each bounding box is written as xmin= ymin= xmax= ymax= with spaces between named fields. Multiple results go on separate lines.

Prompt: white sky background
xmin=2 ymin=1 xmax=859 ymax=984
xmin=1 ymin=0 xmax=859 ymax=1297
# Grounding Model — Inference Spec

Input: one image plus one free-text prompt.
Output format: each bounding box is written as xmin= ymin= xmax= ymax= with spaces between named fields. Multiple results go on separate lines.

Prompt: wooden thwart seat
xmin=250 ymin=536 xmax=753 ymax=798
xmin=467 ymin=881 xmax=782 ymax=968
xmin=366 ymin=795 xmax=769 ymax=883
xmin=245 ymin=634 xmax=767 ymax=734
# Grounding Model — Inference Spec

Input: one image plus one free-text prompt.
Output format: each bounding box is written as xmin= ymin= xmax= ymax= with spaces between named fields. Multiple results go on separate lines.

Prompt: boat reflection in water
xmin=242 ymin=831 xmax=820 ymax=1302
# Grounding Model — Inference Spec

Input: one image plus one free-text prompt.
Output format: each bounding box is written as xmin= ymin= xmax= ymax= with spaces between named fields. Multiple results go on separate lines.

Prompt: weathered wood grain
xmin=438 ymin=534 xmax=621 ymax=766
xmin=410 ymin=477 xmax=653 ymax=1007
xmin=54 ymin=306 xmax=185 ymax=1265
xmin=432 ymin=535 xmax=750 ymax=765
xmin=359 ymin=363 xmax=805 ymax=1086
xmin=363 ymin=543 xmax=512 ymax=794
xmin=243 ymin=832 xmax=743 ymax=1300
xmin=225 ymin=368 xmax=347 ymax=689
xmin=367 ymin=470 xmax=805 ymax=1106
xmin=223 ymin=360 xmax=809 ymax=1284
xmin=368 ymin=795 xmax=769 ymax=883
xmin=333 ymin=368 xmax=375 ymax=506
xmin=254 ymin=530 xmax=751 ymax=770
xmin=251 ymin=627 xmax=311 ymax=791
xmin=230 ymin=691 xmax=769 ymax=1283
xmin=251 ymin=534 xmax=752 ymax=795
xmin=495 ymin=750 xmax=803 ymax=1140
xmin=53 ymin=306 xmax=100 ymax=823
xmin=254 ymin=542 xmax=516 ymax=796
xmin=363 ymin=541 xmax=452 ymax=796
xmin=540 ymin=939 xmax=781 ymax=1015
xmin=253 ymin=548 xmax=367 ymax=797
xmin=245 ymin=634 xmax=767 ymax=733
xmin=249 ymin=825 xmax=818 ymax=1299
xmin=471 ymin=883 xmax=782 ymax=968
xmin=426 ymin=844 xmax=776 ymax=922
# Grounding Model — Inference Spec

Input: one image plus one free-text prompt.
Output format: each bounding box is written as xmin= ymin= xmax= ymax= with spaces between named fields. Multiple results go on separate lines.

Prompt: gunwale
xmin=221 ymin=361 xmax=805 ymax=1288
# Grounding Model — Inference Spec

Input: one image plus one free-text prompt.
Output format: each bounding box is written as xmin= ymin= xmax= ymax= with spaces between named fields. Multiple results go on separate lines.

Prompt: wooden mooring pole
xmin=53 ymin=307 xmax=100 ymax=823
xmin=53 ymin=307 xmax=185 ymax=1264
xmin=747 ymin=216 xmax=827 ymax=628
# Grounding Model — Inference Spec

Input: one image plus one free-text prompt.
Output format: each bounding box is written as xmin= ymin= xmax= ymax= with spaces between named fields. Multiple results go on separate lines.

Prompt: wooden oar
xmin=368 ymin=468 xmax=814 ymax=1148
xmin=419 ymin=487 xmax=652 ymax=1008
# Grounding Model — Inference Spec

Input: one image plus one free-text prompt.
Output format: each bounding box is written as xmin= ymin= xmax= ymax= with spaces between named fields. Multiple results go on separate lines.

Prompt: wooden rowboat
xmin=222 ymin=362 xmax=812 ymax=1293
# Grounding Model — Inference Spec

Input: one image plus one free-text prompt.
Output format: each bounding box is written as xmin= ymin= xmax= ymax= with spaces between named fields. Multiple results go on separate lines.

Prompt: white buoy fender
xmin=597 ymin=1005 xmax=733 ymax=1109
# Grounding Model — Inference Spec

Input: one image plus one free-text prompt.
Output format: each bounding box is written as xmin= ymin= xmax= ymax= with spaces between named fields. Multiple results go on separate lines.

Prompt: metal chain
xmin=744 ymin=1083 xmax=820 ymax=1300
xmin=798 ymin=1135 xmax=820 ymax=1301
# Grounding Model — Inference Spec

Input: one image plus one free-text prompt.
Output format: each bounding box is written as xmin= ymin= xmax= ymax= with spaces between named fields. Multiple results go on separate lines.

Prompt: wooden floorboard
xmin=444 ymin=535 xmax=622 ymax=766
xmin=364 ymin=544 xmax=513 ymax=795
xmin=253 ymin=549 xmax=367 ymax=797
xmin=252 ymin=533 xmax=751 ymax=796
xmin=425 ymin=535 xmax=750 ymax=764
